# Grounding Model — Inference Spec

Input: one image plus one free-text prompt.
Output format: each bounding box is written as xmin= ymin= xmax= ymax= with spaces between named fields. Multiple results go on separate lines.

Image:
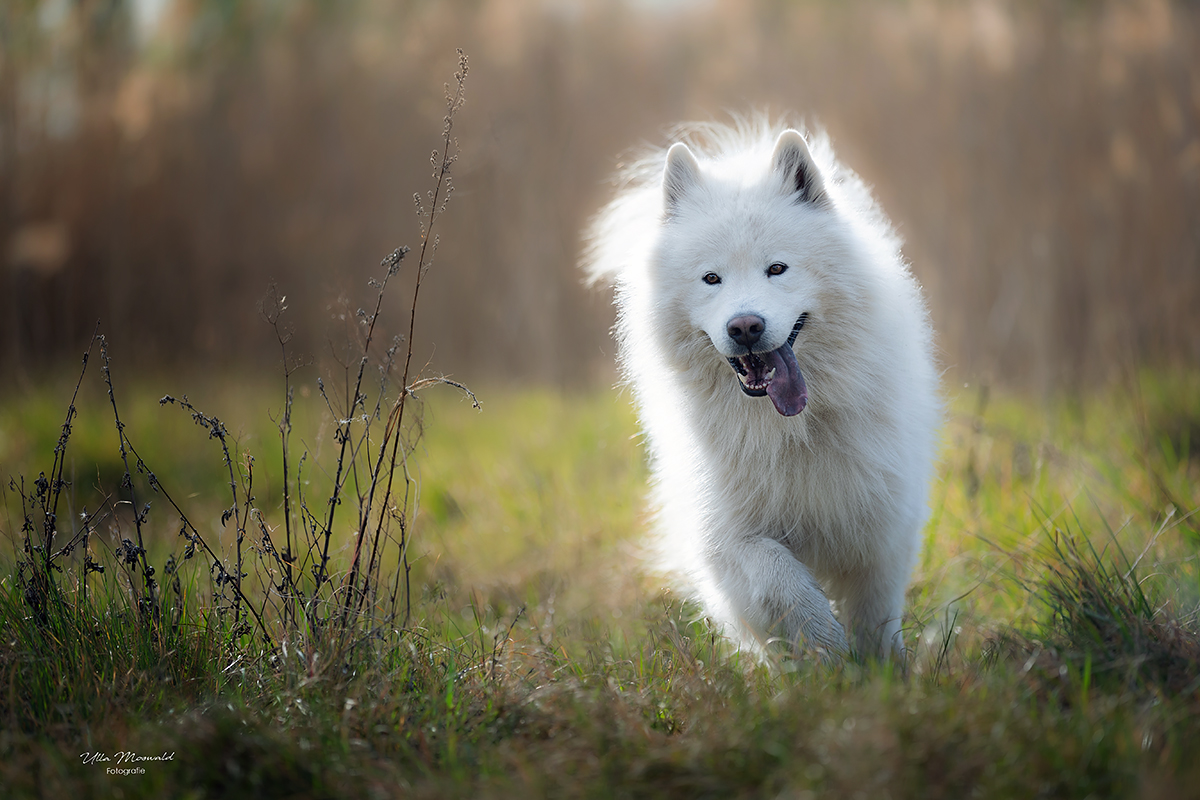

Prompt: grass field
xmin=2 ymin=366 xmax=1199 ymax=798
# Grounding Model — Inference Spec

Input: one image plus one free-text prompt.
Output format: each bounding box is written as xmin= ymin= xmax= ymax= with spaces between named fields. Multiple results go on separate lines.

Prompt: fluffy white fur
xmin=586 ymin=119 xmax=940 ymax=660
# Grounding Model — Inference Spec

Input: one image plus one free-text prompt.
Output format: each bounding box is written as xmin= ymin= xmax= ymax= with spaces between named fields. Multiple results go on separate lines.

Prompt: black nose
xmin=726 ymin=314 xmax=765 ymax=347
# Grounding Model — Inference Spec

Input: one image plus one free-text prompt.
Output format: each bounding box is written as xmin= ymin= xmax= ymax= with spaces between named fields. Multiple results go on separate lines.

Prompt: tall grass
xmin=4 ymin=50 xmax=474 ymax=716
xmin=990 ymin=521 xmax=1200 ymax=699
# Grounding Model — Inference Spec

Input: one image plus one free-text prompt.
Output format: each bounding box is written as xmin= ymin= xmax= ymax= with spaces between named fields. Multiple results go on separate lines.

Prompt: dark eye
xmin=767 ymin=262 xmax=788 ymax=277
xmin=702 ymin=272 xmax=721 ymax=285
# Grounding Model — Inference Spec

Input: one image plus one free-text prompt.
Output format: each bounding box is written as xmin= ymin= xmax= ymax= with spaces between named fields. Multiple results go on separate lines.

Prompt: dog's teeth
xmin=766 ymin=368 xmax=776 ymax=381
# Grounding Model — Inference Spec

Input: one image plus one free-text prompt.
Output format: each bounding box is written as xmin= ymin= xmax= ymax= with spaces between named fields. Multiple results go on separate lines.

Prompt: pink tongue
xmin=763 ymin=345 xmax=807 ymax=416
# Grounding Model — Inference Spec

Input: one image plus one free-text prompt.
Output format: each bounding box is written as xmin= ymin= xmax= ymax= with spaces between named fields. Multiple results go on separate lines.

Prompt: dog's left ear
xmin=771 ymin=130 xmax=828 ymax=207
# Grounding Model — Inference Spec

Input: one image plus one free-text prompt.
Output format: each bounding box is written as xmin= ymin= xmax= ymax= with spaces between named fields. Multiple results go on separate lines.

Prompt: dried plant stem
xmin=99 ymin=335 xmax=159 ymax=624
xmin=262 ymin=288 xmax=301 ymax=629
xmin=313 ymin=246 xmax=409 ymax=615
xmin=377 ymin=49 xmax=469 ymax=628
xmin=155 ymin=396 xmax=276 ymax=649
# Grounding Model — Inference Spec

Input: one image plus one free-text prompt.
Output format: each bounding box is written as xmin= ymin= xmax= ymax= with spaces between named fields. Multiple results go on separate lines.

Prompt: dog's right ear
xmin=663 ymin=142 xmax=702 ymax=214
xmin=771 ymin=130 xmax=828 ymax=207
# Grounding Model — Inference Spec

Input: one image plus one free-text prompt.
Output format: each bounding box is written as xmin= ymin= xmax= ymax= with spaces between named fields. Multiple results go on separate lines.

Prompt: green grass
xmin=1 ymin=370 xmax=1199 ymax=798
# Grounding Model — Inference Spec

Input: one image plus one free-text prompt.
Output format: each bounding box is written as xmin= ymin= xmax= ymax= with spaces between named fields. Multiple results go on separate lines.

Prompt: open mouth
xmin=729 ymin=352 xmax=778 ymax=395
xmin=726 ymin=315 xmax=808 ymax=416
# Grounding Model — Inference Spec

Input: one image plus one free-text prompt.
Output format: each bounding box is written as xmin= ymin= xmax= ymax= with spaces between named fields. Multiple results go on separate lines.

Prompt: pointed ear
xmin=663 ymin=142 xmax=702 ymax=214
xmin=771 ymin=130 xmax=827 ymax=207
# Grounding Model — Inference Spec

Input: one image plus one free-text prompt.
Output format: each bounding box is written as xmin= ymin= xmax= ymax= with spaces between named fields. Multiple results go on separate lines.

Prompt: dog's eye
xmin=767 ymin=262 xmax=789 ymax=277
xmin=702 ymin=272 xmax=721 ymax=285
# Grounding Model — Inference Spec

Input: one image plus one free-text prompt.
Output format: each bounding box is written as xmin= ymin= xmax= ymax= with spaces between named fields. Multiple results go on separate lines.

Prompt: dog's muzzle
xmin=726 ymin=314 xmax=808 ymax=416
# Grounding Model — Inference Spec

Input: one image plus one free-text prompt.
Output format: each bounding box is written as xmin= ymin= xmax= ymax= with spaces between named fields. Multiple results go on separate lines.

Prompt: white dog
xmin=586 ymin=119 xmax=939 ymax=660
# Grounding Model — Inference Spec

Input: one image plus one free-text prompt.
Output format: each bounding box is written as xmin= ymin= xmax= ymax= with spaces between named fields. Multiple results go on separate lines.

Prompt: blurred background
xmin=2 ymin=0 xmax=1197 ymax=393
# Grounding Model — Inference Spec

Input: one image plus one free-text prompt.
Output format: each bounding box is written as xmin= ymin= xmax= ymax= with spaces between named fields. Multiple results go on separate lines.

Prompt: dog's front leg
xmin=831 ymin=565 xmax=910 ymax=661
xmin=708 ymin=536 xmax=846 ymax=660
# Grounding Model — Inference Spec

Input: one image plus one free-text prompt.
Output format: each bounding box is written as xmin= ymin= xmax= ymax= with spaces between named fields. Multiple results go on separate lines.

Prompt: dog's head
xmin=653 ymin=130 xmax=843 ymax=417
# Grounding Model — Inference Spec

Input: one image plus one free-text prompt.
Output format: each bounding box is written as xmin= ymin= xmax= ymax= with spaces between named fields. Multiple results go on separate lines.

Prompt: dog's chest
xmin=696 ymin=408 xmax=892 ymax=548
